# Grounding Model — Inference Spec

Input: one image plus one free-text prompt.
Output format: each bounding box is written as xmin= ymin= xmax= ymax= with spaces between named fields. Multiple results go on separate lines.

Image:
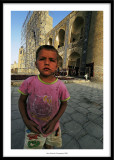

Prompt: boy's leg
xmin=45 ymin=127 xmax=62 ymax=149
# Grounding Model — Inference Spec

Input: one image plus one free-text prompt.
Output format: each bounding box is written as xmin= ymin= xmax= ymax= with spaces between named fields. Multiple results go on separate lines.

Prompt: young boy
xmin=18 ymin=45 xmax=70 ymax=149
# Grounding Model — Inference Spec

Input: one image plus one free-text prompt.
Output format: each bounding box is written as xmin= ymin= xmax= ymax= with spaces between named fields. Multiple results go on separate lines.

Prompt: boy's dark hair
xmin=36 ymin=45 xmax=59 ymax=61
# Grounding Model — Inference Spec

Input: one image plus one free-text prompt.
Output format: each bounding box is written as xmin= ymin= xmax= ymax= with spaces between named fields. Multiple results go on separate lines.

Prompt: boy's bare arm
xmin=18 ymin=94 xmax=40 ymax=134
xmin=42 ymin=101 xmax=67 ymax=134
xmin=53 ymin=101 xmax=67 ymax=123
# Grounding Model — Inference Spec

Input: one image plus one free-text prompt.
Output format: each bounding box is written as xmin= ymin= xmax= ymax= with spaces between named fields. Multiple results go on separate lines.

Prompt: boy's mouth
xmin=44 ymin=68 xmax=50 ymax=71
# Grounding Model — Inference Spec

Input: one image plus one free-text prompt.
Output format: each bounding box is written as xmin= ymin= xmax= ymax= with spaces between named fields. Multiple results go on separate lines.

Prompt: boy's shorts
xmin=24 ymin=126 xmax=62 ymax=149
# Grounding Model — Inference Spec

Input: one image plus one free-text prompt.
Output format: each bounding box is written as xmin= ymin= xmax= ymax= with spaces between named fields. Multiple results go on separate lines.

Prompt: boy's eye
xmin=38 ymin=57 xmax=56 ymax=62
xmin=50 ymin=59 xmax=55 ymax=62
xmin=39 ymin=58 xmax=45 ymax=61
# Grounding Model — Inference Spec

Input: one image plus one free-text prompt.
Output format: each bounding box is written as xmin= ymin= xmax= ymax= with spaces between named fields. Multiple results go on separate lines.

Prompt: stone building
xmin=11 ymin=61 xmax=18 ymax=73
xmin=18 ymin=11 xmax=103 ymax=82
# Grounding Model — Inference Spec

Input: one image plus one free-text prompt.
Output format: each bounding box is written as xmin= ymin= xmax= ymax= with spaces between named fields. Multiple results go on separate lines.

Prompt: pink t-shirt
xmin=18 ymin=75 xmax=70 ymax=137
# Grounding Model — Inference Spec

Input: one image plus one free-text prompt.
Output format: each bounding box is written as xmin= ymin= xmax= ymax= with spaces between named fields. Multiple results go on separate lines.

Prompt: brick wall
xmin=87 ymin=11 xmax=103 ymax=82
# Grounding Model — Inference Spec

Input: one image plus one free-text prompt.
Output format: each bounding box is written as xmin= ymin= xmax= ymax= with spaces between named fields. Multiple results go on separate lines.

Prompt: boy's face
xmin=35 ymin=49 xmax=58 ymax=77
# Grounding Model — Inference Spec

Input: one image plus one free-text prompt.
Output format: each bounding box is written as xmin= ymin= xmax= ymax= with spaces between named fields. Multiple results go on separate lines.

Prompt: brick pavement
xmin=11 ymin=80 xmax=103 ymax=149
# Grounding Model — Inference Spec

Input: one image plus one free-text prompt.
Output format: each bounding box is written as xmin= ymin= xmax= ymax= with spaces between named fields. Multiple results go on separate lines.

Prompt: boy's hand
xmin=42 ymin=120 xmax=56 ymax=134
xmin=42 ymin=101 xmax=67 ymax=134
xmin=25 ymin=119 xmax=41 ymax=134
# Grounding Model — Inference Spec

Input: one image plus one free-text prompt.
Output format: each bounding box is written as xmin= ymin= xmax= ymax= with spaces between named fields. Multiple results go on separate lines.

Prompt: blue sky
xmin=11 ymin=11 xmax=72 ymax=64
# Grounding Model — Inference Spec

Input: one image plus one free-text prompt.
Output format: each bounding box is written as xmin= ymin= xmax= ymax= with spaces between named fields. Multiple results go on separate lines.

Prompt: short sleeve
xmin=17 ymin=79 xmax=29 ymax=95
xmin=59 ymin=82 xmax=70 ymax=102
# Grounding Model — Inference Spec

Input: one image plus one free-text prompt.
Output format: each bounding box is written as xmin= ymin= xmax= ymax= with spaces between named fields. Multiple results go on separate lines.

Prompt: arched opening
xmin=76 ymin=58 xmax=80 ymax=67
xmin=68 ymin=52 xmax=80 ymax=76
xmin=58 ymin=29 xmax=65 ymax=48
xmin=48 ymin=38 xmax=52 ymax=45
xmin=76 ymin=58 xmax=80 ymax=76
xmin=31 ymin=30 xmax=36 ymax=46
xmin=70 ymin=17 xmax=84 ymax=43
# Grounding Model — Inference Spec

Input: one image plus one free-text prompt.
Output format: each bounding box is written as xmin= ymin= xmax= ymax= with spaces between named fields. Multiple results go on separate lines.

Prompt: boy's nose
xmin=45 ymin=58 xmax=49 ymax=65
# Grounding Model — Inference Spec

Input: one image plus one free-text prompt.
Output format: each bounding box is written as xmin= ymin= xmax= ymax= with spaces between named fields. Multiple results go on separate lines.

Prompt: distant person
xmin=18 ymin=45 xmax=70 ymax=149
xmin=84 ymin=73 xmax=88 ymax=81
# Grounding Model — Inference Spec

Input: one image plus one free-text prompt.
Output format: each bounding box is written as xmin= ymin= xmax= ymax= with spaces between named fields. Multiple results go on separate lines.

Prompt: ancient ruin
xmin=16 ymin=11 xmax=103 ymax=82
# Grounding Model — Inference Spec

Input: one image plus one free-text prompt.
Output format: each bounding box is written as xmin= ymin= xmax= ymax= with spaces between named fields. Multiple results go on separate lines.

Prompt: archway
xmin=31 ymin=30 xmax=36 ymax=46
xmin=55 ymin=29 xmax=65 ymax=49
xmin=70 ymin=16 xmax=84 ymax=43
xmin=58 ymin=29 xmax=65 ymax=48
xmin=48 ymin=38 xmax=52 ymax=45
xmin=68 ymin=52 xmax=80 ymax=76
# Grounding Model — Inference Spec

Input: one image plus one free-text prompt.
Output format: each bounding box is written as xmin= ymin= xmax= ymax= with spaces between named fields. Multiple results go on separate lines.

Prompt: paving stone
xmin=11 ymin=131 xmax=25 ymax=149
xmin=71 ymin=112 xmax=88 ymax=125
xmin=87 ymin=113 xmax=99 ymax=121
xmin=11 ymin=104 xmax=19 ymax=111
xmin=61 ymin=134 xmax=73 ymax=148
xmin=65 ymin=106 xmax=76 ymax=114
xmin=63 ymin=138 xmax=80 ymax=149
xmin=60 ymin=112 xmax=72 ymax=124
xmin=78 ymin=134 xmax=103 ymax=149
xmin=75 ymin=128 xmax=87 ymax=140
xmin=100 ymin=114 xmax=103 ymax=118
xmin=83 ymin=121 xmax=103 ymax=139
xmin=90 ymin=103 xmax=102 ymax=109
xmin=11 ymin=97 xmax=19 ymax=105
xmin=87 ymin=107 xmax=102 ymax=115
xmin=60 ymin=122 xmax=65 ymax=134
xmin=75 ymin=107 xmax=88 ymax=115
xmin=69 ymin=101 xmax=80 ymax=107
xmin=78 ymin=102 xmax=91 ymax=109
xmin=70 ymin=98 xmax=80 ymax=103
xmin=100 ymin=102 xmax=103 ymax=107
xmin=12 ymin=91 xmax=20 ymax=97
xmin=90 ymin=96 xmax=102 ymax=103
xmin=64 ymin=121 xmax=83 ymax=137
xmin=11 ymin=110 xmax=22 ymax=120
xmin=92 ymin=117 xmax=103 ymax=127
xmin=11 ymin=119 xmax=25 ymax=134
